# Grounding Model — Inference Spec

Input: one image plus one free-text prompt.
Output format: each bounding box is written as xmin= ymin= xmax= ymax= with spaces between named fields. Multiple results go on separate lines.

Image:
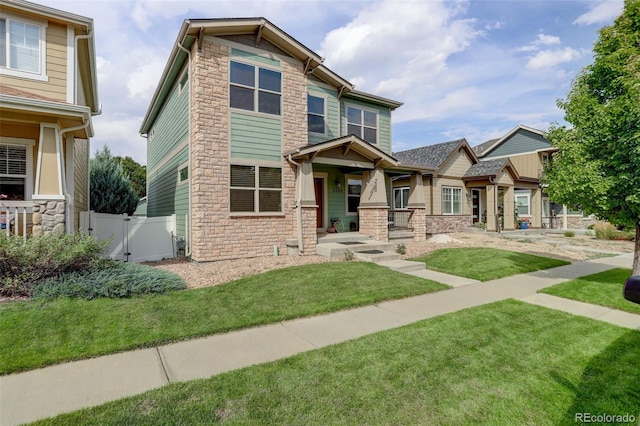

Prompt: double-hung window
xmin=0 ymin=16 xmax=45 ymax=79
xmin=393 ymin=187 xmax=410 ymax=210
xmin=515 ymin=193 xmax=530 ymax=216
xmin=230 ymin=165 xmax=282 ymax=213
xmin=442 ymin=187 xmax=462 ymax=215
xmin=0 ymin=143 xmax=28 ymax=200
xmin=307 ymin=94 xmax=325 ymax=134
xmin=347 ymin=106 xmax=377 ymax=144
xmin=229 ymin=61 xmax=281 ymax=115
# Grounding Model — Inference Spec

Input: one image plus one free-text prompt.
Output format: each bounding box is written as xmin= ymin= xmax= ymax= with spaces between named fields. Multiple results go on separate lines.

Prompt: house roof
xmin=0 ymin=84 xmax=66 ymax=104
xmin=140 ymin=17 xmax=402 ymax=134
xmin=474 ymin=124 xmax=548 ymax=158
xmin=393 ymin=139 xmax=477 ymax=171
xmin=463 ymin=158 xmax=509 ymax=178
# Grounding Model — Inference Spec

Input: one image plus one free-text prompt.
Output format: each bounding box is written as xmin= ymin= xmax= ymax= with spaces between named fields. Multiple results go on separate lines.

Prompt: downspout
xmin=176 ymin=42 xmax=192 ymax=256
xmin=286 ymin=154 xmax=304 ymax=253
xmin=59 ymin=119 xmax=90 ymax=233
xmin=489 ymin=176 xmax=499 ymax=234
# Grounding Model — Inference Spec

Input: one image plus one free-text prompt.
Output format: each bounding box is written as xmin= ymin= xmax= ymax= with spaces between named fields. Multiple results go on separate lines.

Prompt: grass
xmin=540 ymin=268 xmax=640 ymax=315
xmin=33 ymin=300 xmax=640 ymax=425
xmin=411 ymin=247 xmax=570 ymax=281
xmin=0 ymin=262 xmax=447 ymax=374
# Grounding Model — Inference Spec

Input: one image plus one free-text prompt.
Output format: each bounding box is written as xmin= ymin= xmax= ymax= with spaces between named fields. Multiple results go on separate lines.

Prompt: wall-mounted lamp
xmin=335 ymin=179 xmax=342 ymax=189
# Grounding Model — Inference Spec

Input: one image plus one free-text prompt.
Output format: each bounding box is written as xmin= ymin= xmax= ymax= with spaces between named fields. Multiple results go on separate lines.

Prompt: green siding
xmin=314 ymin=165 xmax=366 ymax=231
xmin=231 ymin=48 xmax=280 ymax=67
xmin=340 ymin=98 xmax=392 ymax=154
xmin=147 ymin=75 xmax=189 ymax=171
xmin=230 ymin=111 xmax=282 ymax=162
xmin=147 ymin=146 xmax=189 ymax=238
xmin=307 ymin=83 xmax=341 ymax=145
xmin=485 ymin=129 xmax=552 ymax=158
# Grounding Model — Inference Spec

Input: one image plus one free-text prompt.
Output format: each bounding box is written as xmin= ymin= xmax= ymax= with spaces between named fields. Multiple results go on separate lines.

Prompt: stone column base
xmin=358 ymin=206 xmax=389 ymax=242
xmin=409 ymin=208 xmax=427 ymax=242
xmin=299 ymin=206 xmax=318 ymax=255
xmin=32 ymin=200 xmax=65 ymax=236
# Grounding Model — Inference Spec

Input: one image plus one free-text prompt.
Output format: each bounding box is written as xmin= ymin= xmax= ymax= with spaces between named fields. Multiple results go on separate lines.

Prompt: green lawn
xmin=33 ymin=300 xmax=640 ymax=425
xmin=0 ymin=262 xmax=447 ymax=374
xmin=540 ymin=268 xmax=640 ymax=315
xmin=411 ymin=247 xmax=570 ymax=281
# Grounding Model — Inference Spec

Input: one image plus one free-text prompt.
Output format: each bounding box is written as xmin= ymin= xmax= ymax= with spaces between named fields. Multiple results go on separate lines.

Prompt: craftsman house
xmin=0 ymin=0 xmax=99 ymax=236
xmin=140 ymin=17 xmax=432 ymax=262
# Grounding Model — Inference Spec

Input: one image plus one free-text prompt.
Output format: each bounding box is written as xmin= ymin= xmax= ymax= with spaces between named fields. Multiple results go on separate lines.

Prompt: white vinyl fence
xmin=80 ymin=211 xmax=177 ymax=262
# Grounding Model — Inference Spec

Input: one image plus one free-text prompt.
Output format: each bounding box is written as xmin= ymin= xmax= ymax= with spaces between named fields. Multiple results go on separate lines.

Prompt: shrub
xmin=594 ymin=222 xmax=635 ymax=241
xmin=473 ymin=221 xmax=486 ymax=229
xmin=0 ymin=233 xmax=107 ymax=297
xmin=344 ymin=249 xmax=354 ymax=261
xmin=584 ymin=230 xmax=595 ymax=237
xmin=32 ymin=261 xmax=186 ymax=300
xmin=90 ymin=145 xmax=139 ymax=216
xmin=564 ymin=231 xmax=576 ymax=238
xmin=396 ymin=244 xmax=406 ymax=255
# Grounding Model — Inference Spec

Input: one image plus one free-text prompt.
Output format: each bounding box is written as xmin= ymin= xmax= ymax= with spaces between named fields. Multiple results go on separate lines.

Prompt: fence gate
xmin=80 ymin=211 xmax=177 ymax=262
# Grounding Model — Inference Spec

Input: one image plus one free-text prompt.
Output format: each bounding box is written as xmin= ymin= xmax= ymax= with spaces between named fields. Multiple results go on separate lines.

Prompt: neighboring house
xmin=140 ymin=17 xmax=432 ymax=262
xmin=0 ymin=0 xmax=99 ymax=235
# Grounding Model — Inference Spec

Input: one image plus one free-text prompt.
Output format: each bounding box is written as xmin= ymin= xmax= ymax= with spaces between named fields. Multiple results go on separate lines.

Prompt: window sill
xmin=229 ymin=212 xmax=285 ymax=218
xmin=0 ymin=68 xmax=48 ymax=82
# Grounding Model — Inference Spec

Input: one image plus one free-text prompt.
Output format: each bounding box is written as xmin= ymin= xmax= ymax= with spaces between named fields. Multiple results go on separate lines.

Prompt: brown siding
xmin=439 ymin=151 xmax=473 ymax=178
xmin=73 ymin=138 xmax=89 ymax=230
xmin=509 ymin=153 xmax=542 ymax=178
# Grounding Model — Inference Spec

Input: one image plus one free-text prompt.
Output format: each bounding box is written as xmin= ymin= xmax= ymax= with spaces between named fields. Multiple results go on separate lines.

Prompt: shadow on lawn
xmin=554 ymin=330 xmax=640 ymax=425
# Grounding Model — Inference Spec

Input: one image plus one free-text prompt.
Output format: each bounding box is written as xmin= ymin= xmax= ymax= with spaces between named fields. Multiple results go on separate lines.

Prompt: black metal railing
xmin=388 ymin=210 xmax=411 ymax=230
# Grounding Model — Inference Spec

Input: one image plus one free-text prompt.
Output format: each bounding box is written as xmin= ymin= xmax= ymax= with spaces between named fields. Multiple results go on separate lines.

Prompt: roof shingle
xmin=393 ymin=139 xmax=464 ymax=168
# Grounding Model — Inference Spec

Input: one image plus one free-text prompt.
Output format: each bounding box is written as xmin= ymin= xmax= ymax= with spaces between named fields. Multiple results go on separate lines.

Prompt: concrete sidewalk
xmin=1 ymin=253 xmax=637 ymax=425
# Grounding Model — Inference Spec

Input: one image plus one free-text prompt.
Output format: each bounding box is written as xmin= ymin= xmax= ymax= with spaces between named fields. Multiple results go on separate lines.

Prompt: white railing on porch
xmin=1 ymin=201 xmax=34 ymax=242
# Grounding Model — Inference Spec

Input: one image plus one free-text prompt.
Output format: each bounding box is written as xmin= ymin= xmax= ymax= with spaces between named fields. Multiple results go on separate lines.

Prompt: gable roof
xmin=474 ymin=125 xmax=550 ymax=158
xmin=463 ymin=158 xmax=521 ymax=182
xmin=140 ymin=17 xmax=402 ymax=134
xmin=393 ymin=139 xmax=478 ymax=173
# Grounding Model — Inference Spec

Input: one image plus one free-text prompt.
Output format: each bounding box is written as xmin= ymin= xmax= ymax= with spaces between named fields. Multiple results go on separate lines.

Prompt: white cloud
xmin=526 ymin=47 xmax=584 ymax=70
xmin=517 ymin=33 xmax=561 ymax=52
xmin=127 ymin=56 xmax=168 ymax=99
xmin=574 ymin=0 xmax=623 ymax=26
xmin=92 ymin=116 xmax=147 ymax=164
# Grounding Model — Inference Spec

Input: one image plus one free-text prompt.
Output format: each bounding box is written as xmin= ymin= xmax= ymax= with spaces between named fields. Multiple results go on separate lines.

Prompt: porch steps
xmin=377 ymin=259 xmax=426 ymax=273
xmin=353 ymin=250 xmax=402 ymax=263
xmin=316 ymin=239 xmax=396 ymax=259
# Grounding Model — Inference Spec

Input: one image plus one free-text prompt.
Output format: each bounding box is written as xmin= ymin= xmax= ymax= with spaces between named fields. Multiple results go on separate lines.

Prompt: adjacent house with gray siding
xmin=140 ymin=17 xmax=431 ymax=262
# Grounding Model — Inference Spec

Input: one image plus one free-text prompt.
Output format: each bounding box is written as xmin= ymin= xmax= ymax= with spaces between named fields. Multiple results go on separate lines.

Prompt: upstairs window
xmin=347 ymin=106 xmax=377 ymax=144
xmin=307 ymin=94 xmax=325 ymax=134
xmin=0 ymin=16 xmax=45 ymax=79
xmin=229 ymin=61 xmax=281 ymax=115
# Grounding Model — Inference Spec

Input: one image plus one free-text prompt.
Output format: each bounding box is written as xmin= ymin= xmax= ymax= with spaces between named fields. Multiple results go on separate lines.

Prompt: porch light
xmin=335 ymin=179 xmax=342 ymax=189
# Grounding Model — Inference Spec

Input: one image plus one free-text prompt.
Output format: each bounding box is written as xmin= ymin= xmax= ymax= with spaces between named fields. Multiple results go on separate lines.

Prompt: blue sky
xmin=39 ymin=0 xmax=623 ymax=165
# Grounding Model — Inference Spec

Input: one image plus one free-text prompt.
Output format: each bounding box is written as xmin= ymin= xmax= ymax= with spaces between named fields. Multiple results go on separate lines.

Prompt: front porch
xmin=284 ymin=135 xmax=433 ymax=255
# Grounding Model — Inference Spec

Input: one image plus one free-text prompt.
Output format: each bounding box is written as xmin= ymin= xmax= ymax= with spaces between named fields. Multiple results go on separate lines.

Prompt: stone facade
xmin=188 ymin=39 xmax=307 ymax=262
xmin=426 ymin=215 xmax=471 ymax=234
xmin=566 ymin=215 xmax=598 ymax=230
xmin=32 ymin=200 xmax=65 ymax=236
xmin=408 ymin=208 xmax=427 ymax=242
xmin=358 ymin=207 xmax=389 ymax=242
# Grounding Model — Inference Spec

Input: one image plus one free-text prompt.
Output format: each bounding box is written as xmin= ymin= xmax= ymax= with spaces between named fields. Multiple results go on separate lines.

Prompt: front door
xmin=471 ymin=189 xmax=480 ymax=223
xmin=314 ymin=177 xmax=324 ymax=228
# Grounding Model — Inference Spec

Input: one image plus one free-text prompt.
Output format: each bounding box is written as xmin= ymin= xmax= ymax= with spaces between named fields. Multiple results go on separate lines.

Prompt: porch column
xmin=358 ymin=167 xmax=389 ymax=242
xmin=503 ymin=186 xmax=515 ymax=231
xmin=296 ymin=161 xmax=317 ymax=254
xmin=531 ymin=188 xmax=542 ymax=228
xmin=407 ymin=173 xmax=426 ymax=242
xmin=32 ymin=123 xmax=66 ymax=236
xmin=486 ymin=184 xmax=497 ymax=232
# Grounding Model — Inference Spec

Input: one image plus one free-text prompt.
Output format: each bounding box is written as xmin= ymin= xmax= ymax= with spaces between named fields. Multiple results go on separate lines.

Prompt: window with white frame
xmin=346 ymin=176 xmax=362 ymax=215
xmin=229 ymin=60 xmax=281 ymax=115
xmin=515 ymin=193 xmax=530 ymax=216
xmin=0 ymin=143 xmax=28 ymax=200
xmin=442 ymin=186 xmax=462 ymax=215
xmin=178 ymin=164 xmax=188 ymax=185
xmin=0 ymin=15 xmax=45 ymax=79
xmin=230 ymin=165 xmax=282 ymax=213
xmin=393 ymin=187 xmax=410 ymax=210
xmin=347 ymin=106 xmax=377 ymax=144
xmin=307 ymin=94 xmax=325 ymax=134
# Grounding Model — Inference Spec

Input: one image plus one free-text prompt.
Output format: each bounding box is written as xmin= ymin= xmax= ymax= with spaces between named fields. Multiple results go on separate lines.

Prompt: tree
xmin=114 ymin=156 xmax=146 ymax=199
xmin=90 ymin=146 xmax=139 ymax=216
xmin=544 ymin=0 xmax=640 ymax=274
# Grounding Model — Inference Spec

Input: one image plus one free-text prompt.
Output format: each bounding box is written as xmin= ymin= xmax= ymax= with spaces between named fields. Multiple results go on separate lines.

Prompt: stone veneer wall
xmin=32 ymin=200 xmax=65 ymax=236
xmin=566 ymin=215 xmax=598 ymax=230
xmin=358 ymin=207 xmax=389 ymax=242
xmin=189 ymin=39 xmax=307 ymax=262
xmin=426 ymin=215 xmax=471 ymax=234
xmin=409 ymin=208 xmax=427 ymax=242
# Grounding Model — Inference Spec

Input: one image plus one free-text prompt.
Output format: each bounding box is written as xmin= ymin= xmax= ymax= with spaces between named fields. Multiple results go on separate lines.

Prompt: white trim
xmin=0 ymin=12 xmax=48 ymax=81
xmin=177 ymin=161 xmax=189 ymax=186
xmin=66 ymin=25 xmax=75 ymax=103
xmin=515 ymin=190 xmax=531 ymax=217
xmin=307 ymin=91 xmax=327 ymax=137
xmin=229 ymin=164 xmax=283 ymax=214
xmin=207 ymin=35 xmax=301 ymax=67
xmin=65 ymin=135 xmax=74 ymax=232
xmin=471 ymin=188 xmax=481 ymax=221
xmin=313 ymin=172 xmax=328 ymax=229
xmin=344 ymin=102 xmax=379 ymax=145
xmin=229 ymin=58 xmax=282 ymax=117
xmin=392 ymin=186 xmax=410 ymax=210
xmin=0 ymin=137 xmax=35 ymax=201
xmin=177 ymin=65 xmax=188 ymax=96
xmin=34 ymin=123 xmax=64 ymax=197
xmin=312 ymin=157 xmax=373 ymax=169
xmin=442 ymin=186 xmax=462 ymax=215
xmin=345 ymin=174 xmax=362 ymax=216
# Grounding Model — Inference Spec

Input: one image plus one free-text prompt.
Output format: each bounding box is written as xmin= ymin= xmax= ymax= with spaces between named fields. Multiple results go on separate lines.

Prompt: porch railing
xmin=1 ymin=201 xmax=35 ymax=242
xmin=388 ymin=210 xmax=412 ymax=230
xmin=541 ymin=216 xmax=560 ymax=229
